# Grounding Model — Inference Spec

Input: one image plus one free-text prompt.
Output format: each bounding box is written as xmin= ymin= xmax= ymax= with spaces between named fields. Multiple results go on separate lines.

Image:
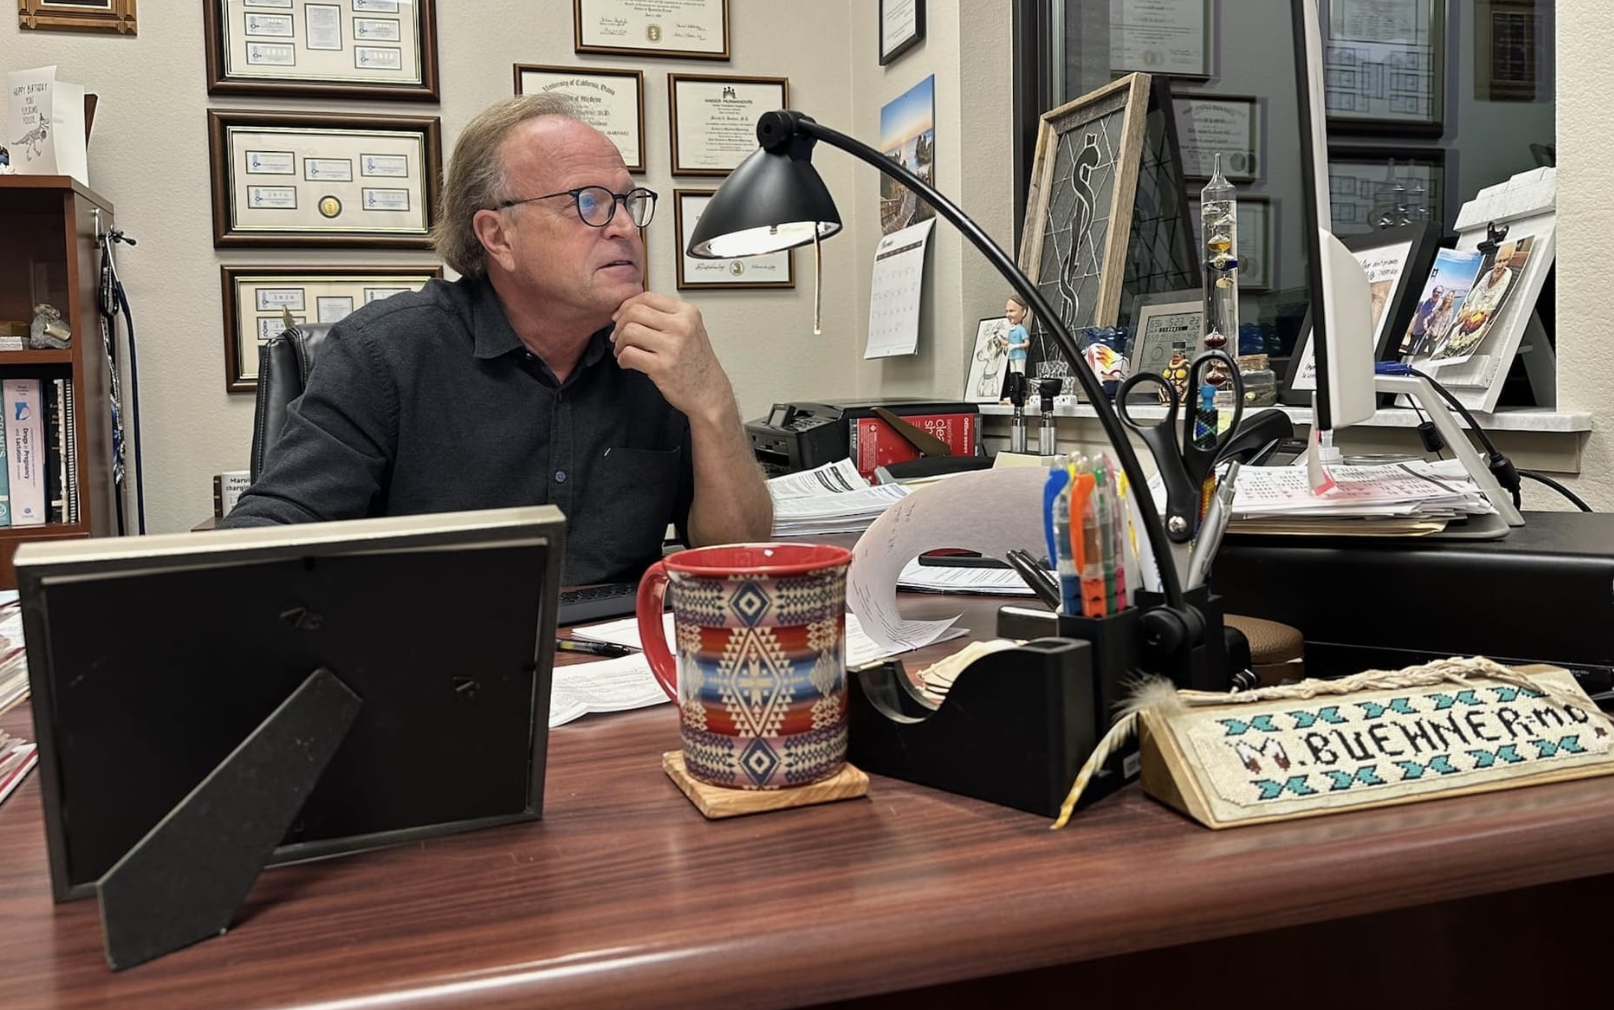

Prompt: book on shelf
xmin=3 ymin=377 xmax=45 ymax=526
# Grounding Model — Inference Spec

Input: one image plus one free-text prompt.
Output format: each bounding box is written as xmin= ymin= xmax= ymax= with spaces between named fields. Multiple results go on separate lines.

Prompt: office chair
xmin=249 ymin=322 xmax=335 ymax=481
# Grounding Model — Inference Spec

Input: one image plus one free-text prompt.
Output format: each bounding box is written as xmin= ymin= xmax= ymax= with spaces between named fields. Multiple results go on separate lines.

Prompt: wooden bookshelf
xmin=0 ymin=176 xmax=118 ymax=588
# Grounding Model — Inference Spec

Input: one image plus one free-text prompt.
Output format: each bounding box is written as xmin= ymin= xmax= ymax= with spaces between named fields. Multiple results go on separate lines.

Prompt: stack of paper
xmin=0 ymin=729 xmax=37 ymax=807
xmin=895 ymin=558 xmax=1043 ymax=596
xmin=0 ymin=595 xmax=27 ymax=716
xmin=1227 ymin=460 xmax=1497 ymax=535
xmin=769 ymin=459 xmax=910 ymax=537
xmin=549 ymin=653 xmax=669 ymax=728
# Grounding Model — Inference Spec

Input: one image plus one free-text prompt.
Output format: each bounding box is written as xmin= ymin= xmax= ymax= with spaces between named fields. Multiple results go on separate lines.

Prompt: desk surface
xmin=5 ymin=597 xmax=1614 ymax=1009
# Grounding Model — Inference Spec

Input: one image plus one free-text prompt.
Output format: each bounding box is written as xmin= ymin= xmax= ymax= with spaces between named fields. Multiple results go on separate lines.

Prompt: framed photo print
xmin=515 ymin=64 xmax=646 ymax=173
xmin=1109 ymin=0 xmax=1214 ymax=78
xmin=1321 ymin=0 xmax=1446 ymax=136
xmin=1280 ymin=221 xmax=1442 ymax=404
xmin=1019 ymin=73 xmax=1154 ymax=333
xmin=674 ymin=189 xmax=793 ymax=289
xmin=203 ymin=0 xmax=440 ymax=101
xmin=879 ymin=0 xmax=926 ymax=66
xmin=575 ymin=0 xmax=729 ymax=60
xmin=669 ymin=74 xmax=788 ymax=176
xmin=221 ymin=265 xmax=441 ymax=392
xmin=964 ymin=315 xmax=1011 ymax=403
xmin=1128 ymin=290 xmax=1203 ymax=381
xmin=208 ymin=110 xmax=442 ymax=249
xmin=19 ymin=0 xmax=137 ymax=35
xmin=1173 ymin=94 xmax=1261 ymax=181
xmin=1327 ymin=145 xmax=1448 ymax=236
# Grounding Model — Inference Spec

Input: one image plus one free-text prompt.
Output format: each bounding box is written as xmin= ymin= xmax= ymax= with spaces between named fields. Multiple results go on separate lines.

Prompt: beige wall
xmin=1554 ymin=3 xmax=1610 ymax=510
xmin=5 ymin=1 xmax=1599 ymax=531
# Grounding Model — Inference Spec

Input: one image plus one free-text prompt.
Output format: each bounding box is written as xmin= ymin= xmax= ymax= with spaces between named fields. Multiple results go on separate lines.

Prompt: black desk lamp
xmin=688 ymin=110 xmax=1203 ymax=672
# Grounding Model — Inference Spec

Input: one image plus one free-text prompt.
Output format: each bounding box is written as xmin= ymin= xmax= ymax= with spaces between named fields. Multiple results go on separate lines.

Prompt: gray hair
xmin=431 ymin=93 xmax=582 ymax=276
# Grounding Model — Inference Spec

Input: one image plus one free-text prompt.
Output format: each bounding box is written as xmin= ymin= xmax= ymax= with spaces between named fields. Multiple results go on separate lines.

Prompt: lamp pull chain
xmin=813 ymin=231 xmax=823 ymax=335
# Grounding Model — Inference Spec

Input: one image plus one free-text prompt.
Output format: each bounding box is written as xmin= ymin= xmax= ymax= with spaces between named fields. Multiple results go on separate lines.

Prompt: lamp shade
xmin=686 ymin=142 xmax=843 ymax=258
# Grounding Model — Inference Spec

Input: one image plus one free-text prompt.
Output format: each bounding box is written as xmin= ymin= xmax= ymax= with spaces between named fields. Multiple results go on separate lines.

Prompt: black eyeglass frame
xmin=492 ymin=186 xmax=658 ymax=227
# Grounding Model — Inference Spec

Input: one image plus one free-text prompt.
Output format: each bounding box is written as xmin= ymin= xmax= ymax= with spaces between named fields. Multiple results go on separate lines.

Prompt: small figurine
xmin=1004 ymin=295 xmax=1031 ymax=383
xmin=1160 ymin=343 xmax=1191 ymax=403
xmin=28 ymin=303 xmax=72 ymax=349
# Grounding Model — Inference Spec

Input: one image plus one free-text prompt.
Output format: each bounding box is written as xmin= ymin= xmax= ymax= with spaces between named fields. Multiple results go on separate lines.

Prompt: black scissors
xmin=1116 ymin=349 xmax=1244 ymax=548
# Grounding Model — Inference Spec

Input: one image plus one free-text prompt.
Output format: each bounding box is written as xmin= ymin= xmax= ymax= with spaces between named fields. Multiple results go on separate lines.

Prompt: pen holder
xmin=847 ymin=637 xmax=1111 ymax=818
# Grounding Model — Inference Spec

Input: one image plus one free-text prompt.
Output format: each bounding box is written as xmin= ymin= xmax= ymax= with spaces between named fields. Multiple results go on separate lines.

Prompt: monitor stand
xmin=1374 ymin=373 xmax=1525 ymax=530
xmin=96 ymin=668 xmax=362 ymax=970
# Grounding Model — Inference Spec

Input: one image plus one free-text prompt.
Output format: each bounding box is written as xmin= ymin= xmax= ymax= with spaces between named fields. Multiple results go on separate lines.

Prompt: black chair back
xmin=249 ymin=323 xmax=335 ymax=481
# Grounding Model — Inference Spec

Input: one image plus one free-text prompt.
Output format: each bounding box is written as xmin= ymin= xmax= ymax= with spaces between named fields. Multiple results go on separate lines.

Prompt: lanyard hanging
xmin=96 ymin=217 xmax=145 ymax=535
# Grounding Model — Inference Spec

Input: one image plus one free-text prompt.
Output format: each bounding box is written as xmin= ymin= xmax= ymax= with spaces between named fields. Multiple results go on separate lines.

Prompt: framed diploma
xmin=515 ymin=64 xmax=646 ymax=174
xmin=203 ymin=0 xmax=440 ymax=101
xmin=1109 ymin=0 xmax=1214 ymax=77
xmin=879 ymin=0 xmax=925 ymax=66
xmin=221 ymin=265 xmax=442 ymax=392
xmin=674 ymin=190 xmax=793 ymax=290
xmin=574 ymin=0 xmax=729 ymax=60
xmin=208 ymin=110 xmax=442 ymax=249
xmin=669 ymin=73 xmax=788 ymax=176
xmin=1173 ymin=94 xmax=1262 ymax=181
xmin=19 ymin=1 xmax=138 ymax=35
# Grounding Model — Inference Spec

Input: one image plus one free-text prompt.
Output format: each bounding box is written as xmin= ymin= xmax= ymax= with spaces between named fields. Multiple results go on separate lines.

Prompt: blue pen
xmin=1042 ymin=457 xmax=1070 ymax=576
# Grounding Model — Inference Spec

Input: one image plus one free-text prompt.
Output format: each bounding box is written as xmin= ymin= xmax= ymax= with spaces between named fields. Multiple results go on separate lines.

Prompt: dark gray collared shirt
xmin=222 ymin=274 xmax=693 ymax=586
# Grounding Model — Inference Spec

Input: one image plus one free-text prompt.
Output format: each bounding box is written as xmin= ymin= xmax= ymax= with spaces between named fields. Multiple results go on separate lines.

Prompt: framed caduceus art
xmin=1017 ymin=73 xmax=1153 ymax=335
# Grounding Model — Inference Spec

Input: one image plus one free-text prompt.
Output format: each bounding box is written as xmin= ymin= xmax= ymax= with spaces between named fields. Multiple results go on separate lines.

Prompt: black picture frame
xmin=879 ymin=0 xmax=926 ymax=66
xmin=1279 ymin=220 xmax=1445 ymax=406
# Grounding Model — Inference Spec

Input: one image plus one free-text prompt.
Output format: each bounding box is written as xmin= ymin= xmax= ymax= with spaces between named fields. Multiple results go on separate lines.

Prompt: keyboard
xmin=556 ymin=582 xmax=640 ymax=626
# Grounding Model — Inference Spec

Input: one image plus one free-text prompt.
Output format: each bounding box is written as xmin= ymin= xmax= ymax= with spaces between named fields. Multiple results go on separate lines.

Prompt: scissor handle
xmin=1179 ymin=351 xmax=1246 ymax=479
xmin=1115 ymin=371 xmax=1179 ymax=431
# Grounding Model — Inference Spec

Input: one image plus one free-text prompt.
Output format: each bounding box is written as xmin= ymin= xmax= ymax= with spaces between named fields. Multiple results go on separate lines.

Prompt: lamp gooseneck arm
xmin=775 ymin=113 xmax=1185 ymax=611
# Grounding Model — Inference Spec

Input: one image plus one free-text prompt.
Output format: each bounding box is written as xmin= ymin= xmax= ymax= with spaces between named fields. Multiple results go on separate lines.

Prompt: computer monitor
xmin=17 ymin=506 xmax=564 ymax=955
xmin=1292 ymin=0 xmax=1377 ymax=434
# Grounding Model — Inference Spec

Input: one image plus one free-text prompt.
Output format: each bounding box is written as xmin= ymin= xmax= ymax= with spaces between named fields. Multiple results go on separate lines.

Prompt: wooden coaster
xmin=662 ymin=752 xmax=869 ymax=819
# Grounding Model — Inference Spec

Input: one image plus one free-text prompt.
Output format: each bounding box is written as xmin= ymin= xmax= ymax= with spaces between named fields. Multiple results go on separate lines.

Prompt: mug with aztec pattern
xmin=637 ymin=542 xmax=852 ymax=790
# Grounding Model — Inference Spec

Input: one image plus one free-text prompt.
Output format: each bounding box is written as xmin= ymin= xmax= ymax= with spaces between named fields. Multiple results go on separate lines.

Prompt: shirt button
xmin=555 ymin=471 xmax=567 ymax=483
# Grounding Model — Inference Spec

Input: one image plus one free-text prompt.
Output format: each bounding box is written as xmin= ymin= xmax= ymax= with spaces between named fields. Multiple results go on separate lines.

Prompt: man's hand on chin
xmin=609 ymin=291 xmax=736 ymax=421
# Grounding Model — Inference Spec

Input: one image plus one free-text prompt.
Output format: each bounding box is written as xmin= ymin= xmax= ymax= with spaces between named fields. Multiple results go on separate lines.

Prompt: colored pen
xmin=1186 ymin=461 xmax=1241 ymax=590
xmin=555 ymin=639 xmax=638 ymax=658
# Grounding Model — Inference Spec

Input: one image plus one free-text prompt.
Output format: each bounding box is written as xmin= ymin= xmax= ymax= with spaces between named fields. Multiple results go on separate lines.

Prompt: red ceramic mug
xmin=637 ymin=543 xmax=853 ymax=790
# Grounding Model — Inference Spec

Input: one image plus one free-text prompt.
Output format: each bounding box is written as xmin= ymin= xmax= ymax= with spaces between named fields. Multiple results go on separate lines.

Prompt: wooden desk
xmin=4 ymin=597 xmax=1614 ymax=1009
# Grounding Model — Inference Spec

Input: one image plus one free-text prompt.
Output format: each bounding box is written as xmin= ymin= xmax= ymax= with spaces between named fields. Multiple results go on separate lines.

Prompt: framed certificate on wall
xmin=674 ymin=190 xmax=793 ymax=289
xmin=574 ymin=0 xmax=729 ymax=60
xmin=669 ymin=73 xmax=788 ymax=175
xmin=515 ymin=64 xmax=646 ymax=173
xmin=208 ymin=110 xmax=442 ymax=248
xmin=221 ymin=265 xmax=442 ymax=391
xmin=204 ymin=0 xmax=440 ymax=100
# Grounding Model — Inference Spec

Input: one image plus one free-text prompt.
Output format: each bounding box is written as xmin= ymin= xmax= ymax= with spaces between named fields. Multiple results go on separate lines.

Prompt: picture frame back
xmin=1018 ymin=73 xmax=1153 ymax=338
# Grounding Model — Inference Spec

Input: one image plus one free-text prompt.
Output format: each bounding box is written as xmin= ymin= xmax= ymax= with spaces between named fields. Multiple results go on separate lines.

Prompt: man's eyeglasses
xmin=493 ymin=186 xmax=657 ymax=228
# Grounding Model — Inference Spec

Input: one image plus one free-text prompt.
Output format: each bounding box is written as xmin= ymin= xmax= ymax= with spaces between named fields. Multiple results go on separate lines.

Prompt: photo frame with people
xmin=1279 ymin=220 xmax=1442 ymax=404
xmin=1401 ymin=168 xmax=1557 ymax=412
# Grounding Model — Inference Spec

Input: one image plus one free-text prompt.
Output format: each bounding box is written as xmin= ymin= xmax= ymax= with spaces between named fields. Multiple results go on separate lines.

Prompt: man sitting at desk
xmin=223 ymin=95 xmax=773 ymax=584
